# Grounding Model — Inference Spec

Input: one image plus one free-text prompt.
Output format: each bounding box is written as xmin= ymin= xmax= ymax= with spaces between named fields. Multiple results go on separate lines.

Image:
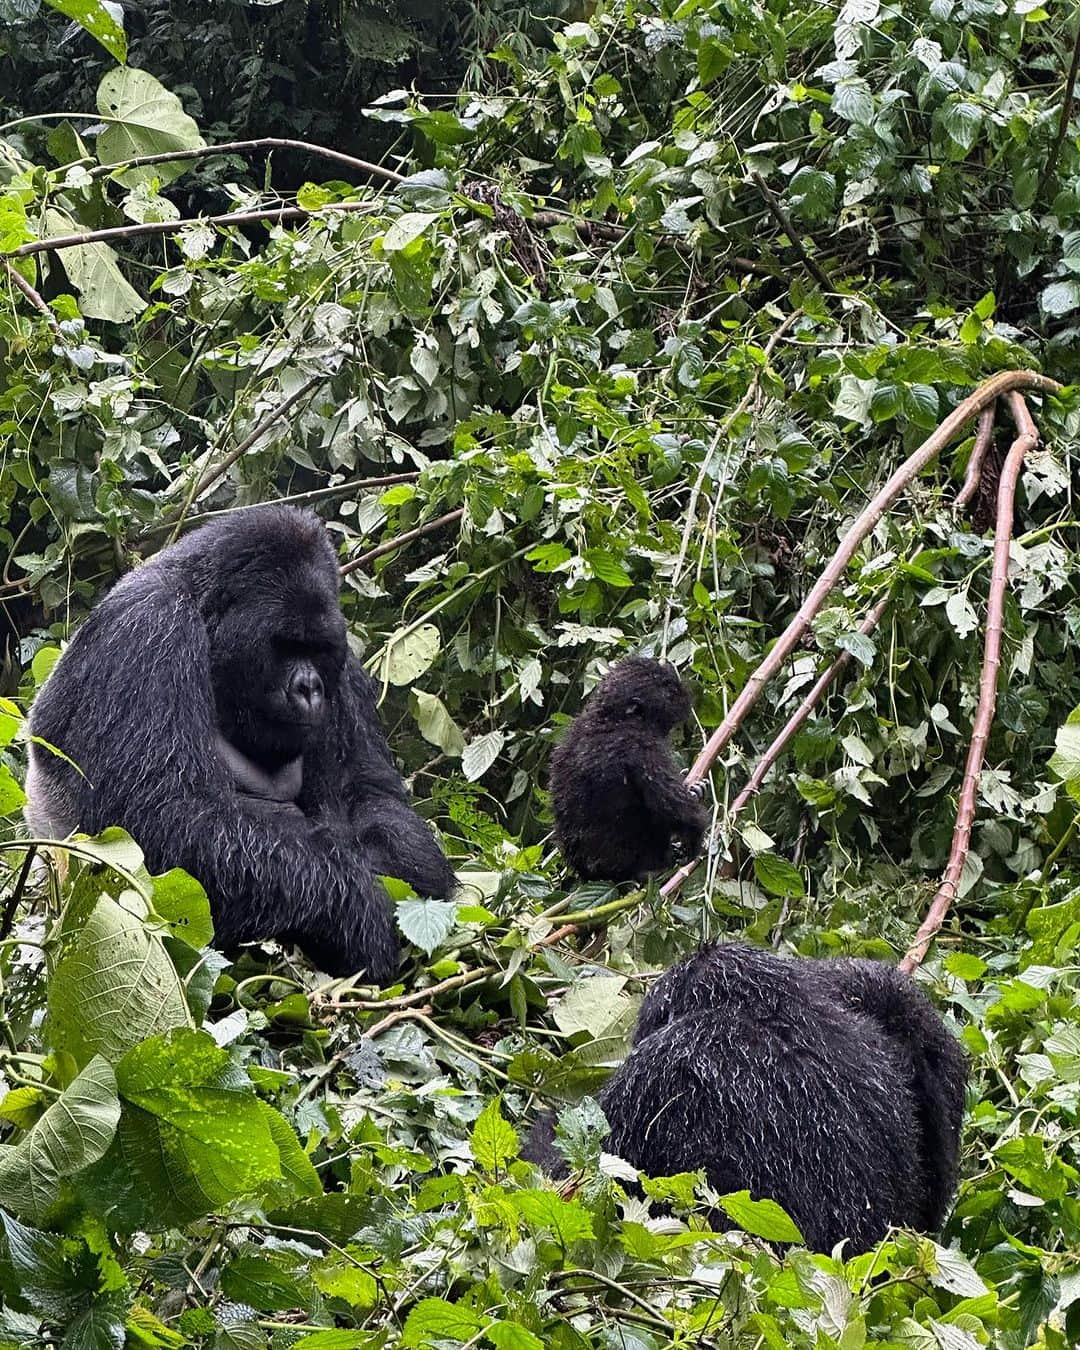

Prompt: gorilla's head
xmin=186 ymin=507 xmax=348 ymax=768
xmin=591 ymin=657 xmax=692 ymax=733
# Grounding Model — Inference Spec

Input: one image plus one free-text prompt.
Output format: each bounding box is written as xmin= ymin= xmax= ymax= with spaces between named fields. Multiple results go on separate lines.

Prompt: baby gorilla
xmin=523 ymin=943 xmax=967 ymax=1254
xmin=550 ymin=658 xmax=707 ymax=882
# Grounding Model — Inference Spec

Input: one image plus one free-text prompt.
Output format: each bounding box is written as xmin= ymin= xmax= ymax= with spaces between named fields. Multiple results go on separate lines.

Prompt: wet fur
xmin=550 ymin=658 xmax=707 ymax=881
xmin=25 ymin=505 xmax=455 ymax=982
xmin=523 ymin=942 xmax=967 ymax=1253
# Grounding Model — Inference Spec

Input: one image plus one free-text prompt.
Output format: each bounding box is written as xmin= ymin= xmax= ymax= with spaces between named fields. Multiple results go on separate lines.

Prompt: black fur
xmin=523 ymin=943 xmax=967 ymax=1253
xmin=25 ymin=505 xmax=455 ymax=982
xmin=550 ymin=658 xmax=707 ymax=882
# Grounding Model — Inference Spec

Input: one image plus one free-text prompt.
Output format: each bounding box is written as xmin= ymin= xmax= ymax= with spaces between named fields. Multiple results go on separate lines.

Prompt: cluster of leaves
xmin=2 ymin=0 xmax=1080 ymax=1344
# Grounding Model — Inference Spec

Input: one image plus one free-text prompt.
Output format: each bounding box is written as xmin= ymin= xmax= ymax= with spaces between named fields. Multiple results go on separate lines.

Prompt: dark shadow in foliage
xmin=524 ymin=942 xmax=967 ymax=1254
xmin=25 ymin=505 xmax=455 ymax=982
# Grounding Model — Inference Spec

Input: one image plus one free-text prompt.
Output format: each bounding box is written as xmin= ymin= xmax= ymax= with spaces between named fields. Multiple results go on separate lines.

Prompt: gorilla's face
xmin=209 ymin=566 xmax=347 ymax=769
xmin=595 ymin=658 xmax=692 ymax=734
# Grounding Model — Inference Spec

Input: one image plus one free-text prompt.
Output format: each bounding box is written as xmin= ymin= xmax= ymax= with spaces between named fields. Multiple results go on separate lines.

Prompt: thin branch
xmin=0 ymin=847 xmax=38 ymax=942
xmin=144 ymin=473 xmax=420 ymax=537
xmin=88 ymin=137 xmax=405 ymax=185
xmin=1036 ymin=21 xmax=1080 ymax=206
xmin=529 ymin=208 xmax=775 ymax=275
xmin=362 ymin=1004 xmax=432 ymax=1039
xmin=340 ymin=508 xmax=465 ymax=577
xmin=11 ymin=199 xmax=379 ymax=258
xmin=727 ymin=592 xmax=892 ymax=818
xmin=955 ymin=402 xmax=997 ymax=510
xmin=751 ymin=171 xmax=835 ymax=293
xmin=181 ymin=375 xmax=329 ymax=522
xmin=3 ymin=260 xmax=62 ymax=337
xmin=901 ymin=390 xmax=1039 ymax=973
xmin=684 ymin=369 xmax=1060 ymax=790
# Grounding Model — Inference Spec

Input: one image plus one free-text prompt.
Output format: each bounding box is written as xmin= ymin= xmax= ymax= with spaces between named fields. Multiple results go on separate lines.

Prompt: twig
xmin=363 ymin=1004 xmax=432 ymax=1039
xmin=1036 ymin=21 xmax=1080 ymax=206
xmin=684 ymin=369 xmax=1060 ymax=790
xmin=751 ymin=171 xmax=835 ymax=293
xmin=88 ymin=137 xmax=405 ymax=185
xmin=179 ymin=375 xmax=329 ymax=526
xmin=955 ymin=403 xmax=996 ymax=510
xmin=901 ymin=390 xmax=1039 ymax=973
xmin=324 ymin=965 xmax=493 ymax=1012
xmin=340 ymin=508 xmax=465 ymax=577
xmin=529 ymin=209 xmax=775 ymax=276
xmin=11 ymin=199 xmax=379 ymax=258
xmin=3 ymin=260 xmax=62 ymax=337
xmin=0 ymin=847 xmax=37 ymax=941
xmin=727 ymin=592 xmax=892 ymax=817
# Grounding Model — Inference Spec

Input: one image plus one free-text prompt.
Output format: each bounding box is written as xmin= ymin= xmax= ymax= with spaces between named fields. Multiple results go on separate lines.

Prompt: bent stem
xmin=901 ymin=390 xmax=1039 ymax=973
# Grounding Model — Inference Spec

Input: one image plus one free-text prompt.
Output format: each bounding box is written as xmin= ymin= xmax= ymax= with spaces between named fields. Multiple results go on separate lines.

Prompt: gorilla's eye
xmin=272 ymin=636 xmax=314 ymax=660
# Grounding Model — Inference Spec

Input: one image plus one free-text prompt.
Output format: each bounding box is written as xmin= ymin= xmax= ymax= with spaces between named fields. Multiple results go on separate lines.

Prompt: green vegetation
xmin=2 ymin=0 xmax=1080 ymax=1345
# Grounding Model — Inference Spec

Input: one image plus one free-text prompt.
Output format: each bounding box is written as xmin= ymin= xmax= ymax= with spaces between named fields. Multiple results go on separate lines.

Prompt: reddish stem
xmin=955 ymin=403 xmax=996 ymax=510
xmin=901 ymin=390 xmax=1039 ymax=972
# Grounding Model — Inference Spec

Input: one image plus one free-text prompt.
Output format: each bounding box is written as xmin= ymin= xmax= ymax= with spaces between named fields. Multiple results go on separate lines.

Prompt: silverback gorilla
xmin=24 ymin=505 xmax=455 ymax=982
xmin=550 ymin=658 xmax=708 ymax=881
xmin=523 ymin=943 xmax=967 ymax=1253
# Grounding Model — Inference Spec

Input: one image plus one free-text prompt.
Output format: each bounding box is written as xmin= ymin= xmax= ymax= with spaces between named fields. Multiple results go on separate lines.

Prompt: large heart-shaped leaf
xmin=95 ymin=68 xmax=204 ymax=183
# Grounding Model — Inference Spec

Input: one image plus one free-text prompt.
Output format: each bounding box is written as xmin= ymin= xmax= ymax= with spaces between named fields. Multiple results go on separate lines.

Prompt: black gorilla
xmin=523 ymin=943 xmax=967 ymax=1253
xmin=550 ymin=658 xmax=708 ymax=882
xmin=24 ymin=505 xmax=455 ymax=982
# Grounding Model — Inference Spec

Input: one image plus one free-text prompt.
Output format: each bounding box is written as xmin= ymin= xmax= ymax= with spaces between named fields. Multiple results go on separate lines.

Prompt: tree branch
xmin=955 ymin=402 xmax=997 ymax=510
xmin=751 ymin=171 xmax=835 ymax=293
xmin=89 ymin=137 xmax=405 ymax=185
xmin=684 ymin=369 xmax=1060 ymax=790
xmin=901 ymin=390 xmax=1039 ymax=972
xmin=11 ymin=199 xmax=379 ymax=258
xmin=1036 ymin=21 xmax=1080 ymax=206
xmin=3 ymin=260 xmax=62 ymax=337
xmin=340 ymin=508 xmax=465 ymax=577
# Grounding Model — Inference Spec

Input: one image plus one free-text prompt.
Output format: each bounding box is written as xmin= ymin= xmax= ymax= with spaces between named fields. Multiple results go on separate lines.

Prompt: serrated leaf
xmin=719 ymin=1190 xmax=804 ymax=1243
xmin=0 ymin=1057 xmax=119 ymax=1221
xmin=311 ymin=1256 xmax=378 ymax=1312
xmin=941 ymin=100 xmax=983 ymax=153
xmin=512 ymin=1189 xmax=594 ymax=1245
xmin=832 ymin=79 xmax=874 ymax=125
xmin=396 ymin=898 xmax=457 ymax=955
xmin=753 ymin=854 xmax=806 ymax=899
xmin=402 ymin=1298 xmax=488 ymax=1347
xmin=1 ymin=1211 xmax=98 ymax=1319
xmin=583 ymin=548 xmax=632 ymax=587
xmin=150 ymin=869 xmax=214 ymax=949
xmin=471 ymin=1098 xmax=519 ymax=1173
xmin=552 ymin=975 xmax=631 ymax=1038
xmin=487 ymin=1325 xmax=544 ymax=1350
xmin=378 ymin=624 xmax=442 ymax=686
xmin=257 ymin=1101 xmax=321 ymax=1204
xmin=95 ymin=68 xmax=204 ymax=183
xmin=1041 ymin=279 xmax=1080 ymax=316
xmin=462 ymin=728 xmax=505 ymax=781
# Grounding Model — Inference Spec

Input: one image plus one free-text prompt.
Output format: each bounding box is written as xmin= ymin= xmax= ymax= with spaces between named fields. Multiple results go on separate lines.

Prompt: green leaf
xmin=411 ymin=689 xmax=465 ymax=757
xmin=396 ymin=898 xmax=458 ymax=955
xmin=44 ymin=209 xmax=145 ymax=324
xmin=1041 ymin=279 xmax=1080 ymax=316
xmin=402 ymin=1298 xmax=488 ymax=1347
xmin=65 ymin=1303 xmax=126 ymax=1350
xmin=511 ymin=1189 xmax=594 ymax=1245
xmin=526 ymin=543 xmax=571 ymax=573
xmin=47 ymin=893 xmax=192 ymax=1069
xmin=470 ymin=1097 xmax=519 ymax=1173
xmin=149 ymin=869 xmax=214 ymax=949
xmin=381 ymin=212 xmax=439 ymax=252
xmin=487 ymin=1325 xmax=544 ymax=1350
xmin=311 ymin=1256 xmax=378 ymax=1311
xmin=95 ymin=68 xmax=204 ymax=183
xmin=44 ymin=0 xmax=126 ymax=61
xmin=112 ymin=1028 xmax=281 ymax=1226
xmin=831 ymin=79 xmax=874 ymax=125
xmin=0 ymin=1211 xmax=98 ymax=1319
xmin=718 ymin=1190 xmax=804 ymax=1243
xmin=378 ymin=624 xmax=442 ymax=686
xmin=752 ymin=854 xmax=806 ymax=899
xmin=0 ymin=765 xmax=26 ymax=815
xmin=552 ymin=974 xmax=632 ymax=1038
xmin=256 ymin=1101 xmax=322 ymax=1203
xmin=941 ymin=100 xmax=983 ymax=153
xmin=583 ymin=548 xmax=632 ymax=587
xmin=0 ymin=1057 xmax=120 ymax=1222
xmin=462 ymin=729 xmax=505 ymax=781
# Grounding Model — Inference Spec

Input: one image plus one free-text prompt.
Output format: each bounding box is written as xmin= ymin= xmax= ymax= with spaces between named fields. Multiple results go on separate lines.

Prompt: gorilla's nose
xmin=288 ymin=667 xmax=324 ymax=717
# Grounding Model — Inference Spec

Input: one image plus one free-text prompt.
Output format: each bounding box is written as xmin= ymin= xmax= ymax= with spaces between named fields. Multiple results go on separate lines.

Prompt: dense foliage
xmin=2 ymin=0 xmax=1080 ymax=1345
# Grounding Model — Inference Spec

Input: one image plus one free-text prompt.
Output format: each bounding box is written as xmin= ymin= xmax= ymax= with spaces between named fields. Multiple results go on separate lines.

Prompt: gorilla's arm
xmin=629 ymin=748 xmax=709 ymax=851
xmin=29 ymin=582 xmax=398 ymax=982
xmin=303 ymin=657 xmax=456 ymax=901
